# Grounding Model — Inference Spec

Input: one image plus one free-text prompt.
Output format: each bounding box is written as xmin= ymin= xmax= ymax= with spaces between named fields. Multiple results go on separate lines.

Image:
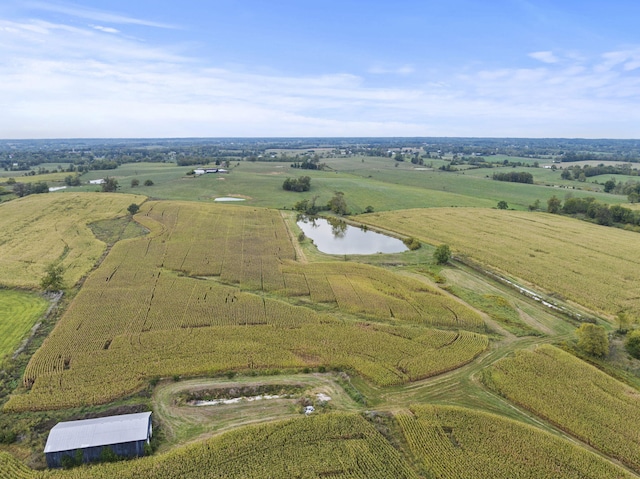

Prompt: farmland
xmin=397 ymin=404 xmax=636 ymax=479
xmin=4 ymin=201 xmax=487 ymax=411
xmin=361 ymin=207 xmax=640 ymax=319
xmin=2 ymin=142 xmax=640 ymax=477
xmin=0 ymin=193 xmax=146 ymax=289
xmin=484 ymin=345 xmax=640 ymax=472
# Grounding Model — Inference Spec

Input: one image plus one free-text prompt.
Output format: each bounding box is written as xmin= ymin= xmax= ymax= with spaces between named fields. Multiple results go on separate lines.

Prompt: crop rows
xmin=0 ymin=452 xmax=34 ymax=479
xmin=25 ymin=414 xmax=419 ymax=478
xmin=362 ymin=208 xmax=640 ymax=318
xmin=484 ymin=345 xmax=640 ymax=472
xmin=7 ymin=202 xmax=488 ymax=410
xmin=396 ymin=404 xmax=636 ymax=479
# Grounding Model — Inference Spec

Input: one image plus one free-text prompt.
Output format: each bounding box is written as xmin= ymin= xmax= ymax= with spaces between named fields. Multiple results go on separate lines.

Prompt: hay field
xmin=5 ymin=201 xmax=487 ymax=411
xmin=361 ymin=208 xmax=640 ymax=318
xmin=0 ymin=193 xmax=146 ymax=289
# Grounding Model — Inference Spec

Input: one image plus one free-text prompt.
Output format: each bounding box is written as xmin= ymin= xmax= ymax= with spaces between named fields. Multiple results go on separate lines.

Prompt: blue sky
xmin=1 ymin=0 xmax=640 ymax=138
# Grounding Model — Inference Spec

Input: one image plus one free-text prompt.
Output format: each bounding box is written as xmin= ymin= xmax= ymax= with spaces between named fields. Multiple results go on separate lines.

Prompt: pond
xmin=297 ymin=216 xmax=408 ymax=255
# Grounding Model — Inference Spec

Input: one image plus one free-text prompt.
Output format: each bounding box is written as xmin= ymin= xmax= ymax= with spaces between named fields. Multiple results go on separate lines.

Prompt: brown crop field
xmin=0 ymin=193 xmax=146 ymax=289
xmin=5 ymin=201 xmax=487 ymax=411
xmin=361 ymin=208 xmax=640 ymax=318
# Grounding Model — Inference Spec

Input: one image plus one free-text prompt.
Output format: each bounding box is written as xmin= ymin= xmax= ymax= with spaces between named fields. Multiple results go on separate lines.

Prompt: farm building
xmin=44 ymin=411 xmax=152 ymax=468
xmin=194 ymin=168 xmax=228 ymax=175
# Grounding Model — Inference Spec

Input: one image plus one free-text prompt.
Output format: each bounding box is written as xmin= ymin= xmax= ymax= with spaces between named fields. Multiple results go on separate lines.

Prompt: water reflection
xmin=297 ymin=216 xmax=408 ymax=255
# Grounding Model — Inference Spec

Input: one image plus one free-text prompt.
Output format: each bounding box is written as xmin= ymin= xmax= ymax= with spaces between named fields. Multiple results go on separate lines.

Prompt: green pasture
xmin=0 ymin=290 xmax=48 ymax=360
xmin=41 ymin=157 xmax=630 ymax=212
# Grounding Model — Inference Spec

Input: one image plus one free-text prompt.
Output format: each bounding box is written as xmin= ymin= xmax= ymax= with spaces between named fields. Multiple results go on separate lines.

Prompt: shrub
xmin=626 ymin=330 xmax=640 ymax=359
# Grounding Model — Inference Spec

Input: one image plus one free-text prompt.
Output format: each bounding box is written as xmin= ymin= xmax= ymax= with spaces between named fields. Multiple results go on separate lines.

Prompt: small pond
xmin=297 ymin=216 xmax=408 ymax=255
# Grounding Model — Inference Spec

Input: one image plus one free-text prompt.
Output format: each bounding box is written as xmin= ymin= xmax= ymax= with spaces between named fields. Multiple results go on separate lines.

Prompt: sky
xmin=1 ymin=0 xmax=640 ymax=139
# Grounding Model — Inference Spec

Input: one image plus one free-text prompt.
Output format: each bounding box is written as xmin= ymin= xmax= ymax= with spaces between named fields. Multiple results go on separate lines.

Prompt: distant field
xmin=0 ymin=193 xmax=146 ymax=289
xmin=5 ymin=201 xmax=487 ymax=411
xmin=0 ymin=290 xmax=48 ymax=360
xmin=485 ymin=345 xmax=640 ymax=472
xmin=397 ymin=404 xmax=636 ymax=479
xmin=361 ymin=207 xmax=640 ymax=318
xmin=43 ymin=158 xmax=630 ymax=213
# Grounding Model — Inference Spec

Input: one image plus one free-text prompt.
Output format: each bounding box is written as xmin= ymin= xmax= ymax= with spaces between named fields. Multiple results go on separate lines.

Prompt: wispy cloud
xmin=368 ymin=65 xmax=415 ymax=75
xmin=25 ymin=1 xmax=178 ymax=29
xmin=529 ymin=51 xmax=559 ymax=64
xmin=1 ymin=6 xmax=640 ymax=138
xmin=91 ymin=25 xmax=120 ymax=34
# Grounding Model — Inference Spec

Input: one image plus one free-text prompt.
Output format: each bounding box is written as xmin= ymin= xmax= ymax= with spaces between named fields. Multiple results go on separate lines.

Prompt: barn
xmin=44 ymin=411 xmax=152 ymax=468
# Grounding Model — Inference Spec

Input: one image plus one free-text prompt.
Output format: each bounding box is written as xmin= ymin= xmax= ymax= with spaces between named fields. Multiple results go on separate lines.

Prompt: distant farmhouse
xmin=193 ymin=167 xmax=228 ymax=175
xmin=44 ymin=412 xmax=152 ymax=468
xmin=88 ymin=179 xmax=106 ymax=185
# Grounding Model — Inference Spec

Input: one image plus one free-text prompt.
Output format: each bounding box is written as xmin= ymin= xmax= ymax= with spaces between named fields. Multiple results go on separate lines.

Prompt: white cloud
xmin=368 ymin=65 xmax=415 ymax=75
xmin=1 ymin=11 xmax=640 ymax=138
xmin=91 ymin=25 xmax=120 ymax=34
xmin=528 ymin=51 xmax=559 ymax=64
xmin=25 ymin=1 xmax=178 ymax=29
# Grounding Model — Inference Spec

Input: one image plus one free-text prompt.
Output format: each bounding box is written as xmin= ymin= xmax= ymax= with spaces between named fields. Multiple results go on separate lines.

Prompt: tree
xmin=576 ymin=323 xmax=609 ymax=357
xmin=282 ymin=176 xmax=311 ymax=192
xmin=617 ymin=312 xmax=632 ymax=334
xmin=101 ymin=177 xmax=118 ymax=192
xmin=144 ymin=179 xmax=154 ymax=186
xmin=327 ymin=191 xmax=348 ymax=215
xmin=497 ymin=200 xmax=508 ymax=210
xmin=625 ymin=330 xmax=640 ymax=359
xmin=40 ymin=262 xmax=65 ymax=291
xmin=528 ymin=199 xmax=541 ymax=211
xmin=131 ymin=179 xmax=140 ymax=187
xmin=433 ymin=244 xmax=451 ymax=265
xmin=604 ymin=179 xmax=616 ymax=193
xmin=560 ymin=169 xmax=572 ymax=180
xmin=547 ymin=195 xmax=561 ymax=214
xmin=127 ymin=203 xmax=140 ymax=215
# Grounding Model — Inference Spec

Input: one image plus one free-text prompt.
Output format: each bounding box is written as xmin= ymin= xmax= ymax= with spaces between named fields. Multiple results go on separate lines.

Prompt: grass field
xmin=361 ymin=207 xmax=640 ymax=319
xmin=0 ymin=290 xmax=48 ymax=360
xmin=52 ymin=157 xmax=626 ymax=212
xmin=0 ymin=193 xmax=146 ymax=289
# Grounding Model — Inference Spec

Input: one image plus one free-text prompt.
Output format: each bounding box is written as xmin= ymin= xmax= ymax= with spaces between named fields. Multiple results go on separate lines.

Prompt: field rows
xmin=397 ymin=405 xmax=636 ymax=479
xmin=361 ymin=208 xmax=640 ymax=318
xmin=2 ymin=414 xmax=420 ymax=478
xmin=484 ymin=345 xmax=640 ymax=472
xmin=6 ymin=201 xmax=487 ymax=410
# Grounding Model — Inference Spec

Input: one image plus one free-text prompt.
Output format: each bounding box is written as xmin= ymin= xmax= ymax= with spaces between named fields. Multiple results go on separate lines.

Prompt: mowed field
xmin=0 ymin=290 xmax=48 ymax=360
xmin=4 ymin=201 xmax=487 ymax=411
xmin=361 ymin=208 xmax=640 ymax=318
xmin=0 ymin=193 xmax=146 ymax=289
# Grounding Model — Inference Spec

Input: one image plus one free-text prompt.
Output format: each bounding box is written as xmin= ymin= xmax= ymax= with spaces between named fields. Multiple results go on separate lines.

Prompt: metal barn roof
xmin=44 ymin=412 xmax=151 ymax=453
